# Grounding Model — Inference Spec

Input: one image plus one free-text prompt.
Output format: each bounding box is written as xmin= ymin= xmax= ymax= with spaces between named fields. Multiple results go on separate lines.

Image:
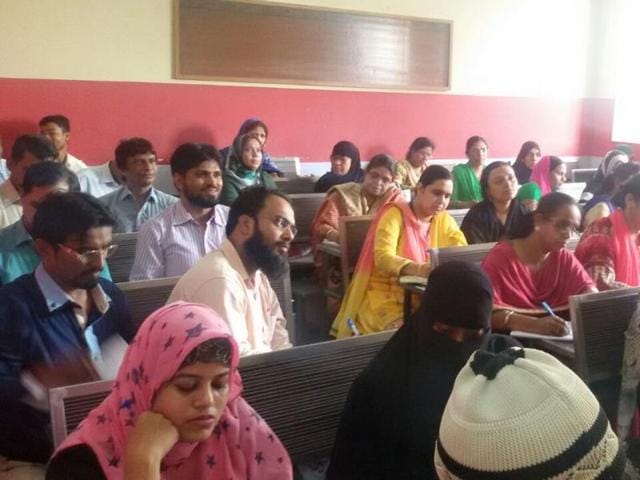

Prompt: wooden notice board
xmin=174 ymin=0 xmax=451 ymax=91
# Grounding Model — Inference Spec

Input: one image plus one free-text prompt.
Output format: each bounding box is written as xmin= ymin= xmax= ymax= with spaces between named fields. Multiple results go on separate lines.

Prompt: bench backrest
xmin=570 ymin=287 xmax=640 ymax=383
xmin=288 ymin=193 xmax=326 ymax=244
xmin=153 ymin=164 xmax=179 ymax=196
xmin=268 ymin=264 xmax=295 ymax=340
xmin=447 ymin=208 xmax=468 ymax=226
xmin=338 ymin=215 xmax=373 ymax=288
xmin=118 ymin=276 xmax=180 ymax=329
xmin=430 ymin=238 xmax=580 ymax=269
xmin=271 ymin=156 xmax=301 ymax=178
xmin=50 ymin=331 xmax=394 ymax=460
xmin=109 ymin=232 xmax=138 ymax=283
xmin=429 ymin=242 xmax=496 ymax=268
xmin=275 ymin=176 xmax=317 ymax=194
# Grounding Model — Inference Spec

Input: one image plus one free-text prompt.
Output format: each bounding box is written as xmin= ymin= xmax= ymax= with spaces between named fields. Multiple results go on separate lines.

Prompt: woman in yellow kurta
xmin=331 ymin=165 xmax=467 ymax=338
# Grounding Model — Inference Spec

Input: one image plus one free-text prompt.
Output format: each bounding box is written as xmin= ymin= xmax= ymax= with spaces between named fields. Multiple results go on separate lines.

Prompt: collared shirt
xmin=0 ymin=179 xmax=22 ymax=229
xmin=77 ymin=162 xmax=121 ymax=198
xmin=168 ymin=239 xmax=291 ymax=356
xmin=0 ymin=158 xmax=9 ymax=182
xmin=0 ymin=219 xmax=112 ymax=286
xmin=129 ymin=201 xmax=229 ymax=280
xmin=99 ymin=185 xmax=178 ymax=233
xmin=63 ymin=153 xmax=88 ymax=173
xmin=0 ymin=268 xmax=134 ymax=462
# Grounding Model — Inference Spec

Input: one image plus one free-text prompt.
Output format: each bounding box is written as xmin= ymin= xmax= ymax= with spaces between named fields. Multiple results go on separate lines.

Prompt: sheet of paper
xmin=511 ymin=323 xmax=573 ymax=342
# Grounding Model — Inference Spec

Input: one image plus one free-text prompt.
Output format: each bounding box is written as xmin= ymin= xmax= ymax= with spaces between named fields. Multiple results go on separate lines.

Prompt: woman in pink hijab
xmin=46 ymin=302 xmax=292 ymax=480
xmin=528 ymin=155 xmax=567 ymax=195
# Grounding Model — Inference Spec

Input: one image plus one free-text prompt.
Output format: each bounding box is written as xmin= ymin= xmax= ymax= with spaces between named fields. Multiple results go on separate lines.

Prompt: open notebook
xmin=511 ymin=323 xmax=573 ymax=342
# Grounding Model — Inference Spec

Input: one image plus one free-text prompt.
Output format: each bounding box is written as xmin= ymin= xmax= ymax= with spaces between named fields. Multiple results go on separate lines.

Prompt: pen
xmin=540 ymin=301 xmax=557 ymax=318
xmin=347 ymin=318 xmax=360 ymax=336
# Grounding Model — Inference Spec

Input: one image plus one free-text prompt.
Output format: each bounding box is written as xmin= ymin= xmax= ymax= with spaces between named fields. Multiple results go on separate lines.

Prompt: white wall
xmin=0 ymin=0 xmax=617 ymax=98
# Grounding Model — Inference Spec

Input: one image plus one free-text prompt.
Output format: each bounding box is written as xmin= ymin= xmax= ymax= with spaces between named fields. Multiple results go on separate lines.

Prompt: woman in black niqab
xmin=326 ymin=261 xmax=493 ymax=480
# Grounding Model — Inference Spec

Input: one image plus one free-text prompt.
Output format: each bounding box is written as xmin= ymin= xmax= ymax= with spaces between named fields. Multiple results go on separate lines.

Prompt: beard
xmin=244 ymin=229 xmax=288 ymax=279
xmin=184 ymin=189 xmax=218 ymax=209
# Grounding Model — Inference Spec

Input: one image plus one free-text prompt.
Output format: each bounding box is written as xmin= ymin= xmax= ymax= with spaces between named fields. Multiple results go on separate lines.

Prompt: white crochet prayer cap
xmin=435 ymin=345 xmax=625 ymax=479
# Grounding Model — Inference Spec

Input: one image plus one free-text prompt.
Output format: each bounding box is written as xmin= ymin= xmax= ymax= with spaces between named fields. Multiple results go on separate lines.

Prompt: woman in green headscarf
xmin=219 ymin=133 xmax=277 ymax=206
xmin=450 ymin=135 xmax=487 ymax=209
xmin=516 ymin=181 xmax=542 ymax=212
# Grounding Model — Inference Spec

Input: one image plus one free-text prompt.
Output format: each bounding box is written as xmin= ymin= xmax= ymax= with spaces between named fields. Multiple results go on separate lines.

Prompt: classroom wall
xmin=0 ymin=0 xmax=631 ymax=165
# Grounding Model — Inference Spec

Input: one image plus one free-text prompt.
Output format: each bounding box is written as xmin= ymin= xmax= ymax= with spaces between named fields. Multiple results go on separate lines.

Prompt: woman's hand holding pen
xmin=534 ymin=316 xmax=570 ymax=337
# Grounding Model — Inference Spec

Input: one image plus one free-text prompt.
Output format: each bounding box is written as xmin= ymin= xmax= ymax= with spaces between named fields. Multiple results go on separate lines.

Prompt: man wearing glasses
xmin=169 ymin=186 xmax=294 ymax=356
xmin=0 ymin=162 xmax=113 ymax=286
xmin=0 ymin=192 xmax=135 ymax=469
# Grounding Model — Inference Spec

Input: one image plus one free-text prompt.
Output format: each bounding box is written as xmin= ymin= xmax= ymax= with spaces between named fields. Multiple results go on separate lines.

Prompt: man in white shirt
xmin=130 ymin=143 xmax=229 ymax=280
xmin=39 ymin=114 xmax=88 ymax=173
xmin=169 ymin=186 xmax=295 ymax=356
xmin=77 ymin=160 xmax=122 ymax=198
xmin=0 ymin=134 xmax=56 ymax=229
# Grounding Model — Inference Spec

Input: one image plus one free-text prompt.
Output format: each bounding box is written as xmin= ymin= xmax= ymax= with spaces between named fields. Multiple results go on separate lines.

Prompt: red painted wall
xmin=0 ymin=77 xmax=632 ymax=165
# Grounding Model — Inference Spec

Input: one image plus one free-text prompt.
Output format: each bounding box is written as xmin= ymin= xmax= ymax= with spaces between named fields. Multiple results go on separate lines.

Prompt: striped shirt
xmin=129 ymin=201 xmax=229 ymax=280
xmin=99 ymin=186 xmax=177 ymax=233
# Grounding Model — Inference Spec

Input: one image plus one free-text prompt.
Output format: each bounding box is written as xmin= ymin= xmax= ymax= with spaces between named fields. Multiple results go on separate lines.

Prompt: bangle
xmin=503 ymin=310 xmax=515 ymax=330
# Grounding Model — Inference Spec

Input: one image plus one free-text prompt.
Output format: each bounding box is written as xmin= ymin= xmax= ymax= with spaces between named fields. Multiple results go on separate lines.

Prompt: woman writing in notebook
xmin=330 ymin=165 xmax=467 ymax=338
xmin=481 ymin=192 xmax=596 ymax=336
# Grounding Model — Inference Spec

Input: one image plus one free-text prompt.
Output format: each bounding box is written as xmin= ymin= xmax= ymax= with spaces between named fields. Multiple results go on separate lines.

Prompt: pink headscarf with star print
xmin=52 ymin=302 xmax=292 ymax=479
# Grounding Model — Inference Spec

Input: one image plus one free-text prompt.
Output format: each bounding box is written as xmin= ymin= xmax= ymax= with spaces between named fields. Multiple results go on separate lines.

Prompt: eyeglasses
xmin=264 ymin=215 xmax=298 ymax=237
xmin=57 ymin=243 xmax=119 ymax=262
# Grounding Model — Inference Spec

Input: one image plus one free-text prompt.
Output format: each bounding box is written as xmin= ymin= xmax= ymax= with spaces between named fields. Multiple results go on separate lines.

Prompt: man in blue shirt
xmin=99 ymin=137 xmax=177 ymax=232
xmin=0 ymin=192 xmax=135 ymax=464
xmin=0 ymin=162 xmax=112 ymax=286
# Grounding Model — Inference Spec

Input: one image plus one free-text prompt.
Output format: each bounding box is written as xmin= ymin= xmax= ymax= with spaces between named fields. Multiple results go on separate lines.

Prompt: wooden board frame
xmin=174 ymin=0 xmax=452 ymax=91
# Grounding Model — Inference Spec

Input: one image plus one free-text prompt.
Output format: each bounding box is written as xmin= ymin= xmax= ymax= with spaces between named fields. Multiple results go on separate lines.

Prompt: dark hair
xmin=510 ymin=192 xmax=577 ymax=239
xmin=11 ymin=134 xmax=57 ymax=163
xmin=181 ymin=338 xmax=232 ymax=368
xmin=465 ymin=136 xmax=488 ymax=155
xmin=22 ymin=162 xmax=80 ymax=195
xmin=238 ymin=118 xmax=269 ymax=138
xmin=417 ymin=165 xmax=451 ymax=187
xmin=601 ymin=162 xmax=640 ymax=196
xmin=32 ymin=192 xmax=116 ymax=245
xmin=170 ymin=143 xmax=222 ymax=175
xmin=115 ymin=137 xmax=156 ymax=170
xmin=548 ymin=156 xmax=564 ymax=172
xmin=39 ymin=114 xmax=70 ymax=132
xmin=614 ymin=174 xmax=640 ymax=209
xmin=225 ymin=186 xmax=291 ymax=237
xmin=365 ymin=154 xmax=395 ymax=175
xmin=479 ymin=161 xmax=512 ymax=197
xmin=405 ymin=137 xmax=435 ymax=160
xmin=514 ymin=141 xmax=540 ymax=165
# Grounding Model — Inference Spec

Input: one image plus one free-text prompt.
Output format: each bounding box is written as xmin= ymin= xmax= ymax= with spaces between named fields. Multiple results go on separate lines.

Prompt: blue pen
xmin=540 ymin=301 xmax=557 ymax=318
xmin=347 ymin=318 xmax=360 ymax=336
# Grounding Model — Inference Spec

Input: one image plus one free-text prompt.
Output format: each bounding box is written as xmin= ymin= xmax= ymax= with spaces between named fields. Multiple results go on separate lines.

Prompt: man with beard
xmin=0 ymin=192 xmax=135 ymax=469
xmin=169 ymin=186 xmax=294 ymax=356
xmin=129 ymin=143 xmax=229 ymax=280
